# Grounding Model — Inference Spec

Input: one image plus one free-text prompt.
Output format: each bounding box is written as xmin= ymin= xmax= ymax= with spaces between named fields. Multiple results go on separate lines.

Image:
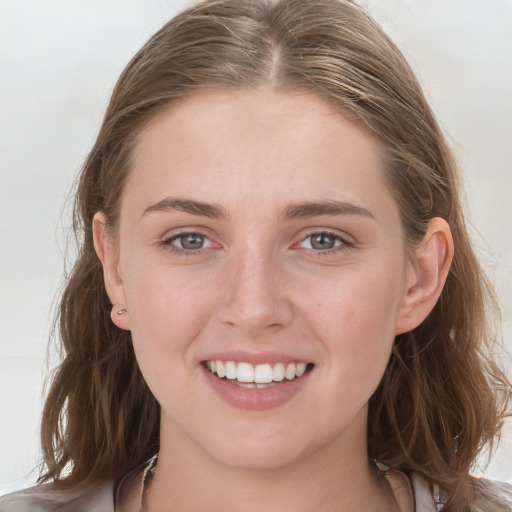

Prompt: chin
xmin=202 ymin=423 xmax=325 ymax=472
xmin=217 ymin=443 xmax=308 ymax=471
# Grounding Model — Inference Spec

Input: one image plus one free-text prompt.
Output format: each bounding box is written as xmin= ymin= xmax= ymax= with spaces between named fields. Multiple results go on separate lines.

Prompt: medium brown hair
xmin=40 ymin=0 xmax=510 ymax=509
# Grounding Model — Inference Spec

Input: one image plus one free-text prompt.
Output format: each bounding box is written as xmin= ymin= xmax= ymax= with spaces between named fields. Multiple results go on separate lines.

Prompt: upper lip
xmin=202 ymin=350 xmax=311 ymax=366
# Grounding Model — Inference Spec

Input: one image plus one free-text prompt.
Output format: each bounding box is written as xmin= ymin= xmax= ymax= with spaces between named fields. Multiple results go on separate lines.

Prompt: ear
xmin=395 ymin=217 xmax=454 ymax=335
xmin=93 ymin=212 xmax=131 ymax=330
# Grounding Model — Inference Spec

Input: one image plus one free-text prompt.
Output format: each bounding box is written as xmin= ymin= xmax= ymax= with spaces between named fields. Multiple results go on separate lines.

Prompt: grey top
xmin=0 ymin=479 xmax=115 ymax=512
xmin=1 ymin=470 xmax=511 ymax=511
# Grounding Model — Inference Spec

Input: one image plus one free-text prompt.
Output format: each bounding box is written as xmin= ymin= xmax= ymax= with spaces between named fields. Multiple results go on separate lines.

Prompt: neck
xmin=145 ymin=411 xmax=399 ymax=512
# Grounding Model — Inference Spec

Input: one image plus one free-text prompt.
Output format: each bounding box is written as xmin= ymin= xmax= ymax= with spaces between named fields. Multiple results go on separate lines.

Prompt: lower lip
xmin=202 ymin=365 xmax=312 ymax=410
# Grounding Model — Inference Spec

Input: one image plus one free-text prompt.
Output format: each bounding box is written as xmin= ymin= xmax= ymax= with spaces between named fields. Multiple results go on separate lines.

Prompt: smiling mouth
xmin=203 ymin=361 xmax=314 ymax=388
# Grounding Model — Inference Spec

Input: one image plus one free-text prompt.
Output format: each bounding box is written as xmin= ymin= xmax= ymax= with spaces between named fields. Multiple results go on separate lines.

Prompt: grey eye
xmin=176 ymin=233 xmax=205 ymax=250
xmin=309 ymin=233 xmax=337 ymax=250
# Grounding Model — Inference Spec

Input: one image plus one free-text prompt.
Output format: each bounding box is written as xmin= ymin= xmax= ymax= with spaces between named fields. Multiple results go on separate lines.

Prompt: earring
xmin=113 ymin=304 xmax=127 ymax=315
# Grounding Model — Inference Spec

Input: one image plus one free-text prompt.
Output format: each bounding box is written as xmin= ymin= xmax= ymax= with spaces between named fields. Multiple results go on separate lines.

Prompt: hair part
xmin=40 ymin=1 xmax=510 ymax=509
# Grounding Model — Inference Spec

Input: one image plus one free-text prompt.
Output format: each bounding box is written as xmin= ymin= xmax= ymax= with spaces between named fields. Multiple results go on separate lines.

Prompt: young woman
xmin=1 ymin=0 xmax=510 ymax=510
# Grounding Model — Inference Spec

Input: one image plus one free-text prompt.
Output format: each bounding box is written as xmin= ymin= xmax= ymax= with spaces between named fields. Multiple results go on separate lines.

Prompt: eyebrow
xmin=282 ymin=200 xmax=374 ymax=220
xmin=143 ymin=197 xmax=228 ymax=219
xmin=142 ymin=197 xmax=373 ymax=221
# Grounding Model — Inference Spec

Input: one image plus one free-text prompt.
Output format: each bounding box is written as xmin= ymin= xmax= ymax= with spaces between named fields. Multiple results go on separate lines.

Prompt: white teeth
xmin=216 ymin=361 xmax=226 ymax=378
xmin=273 ymin=363 xmax=285 ymax=381
xmin=237 ymin=362 xmax=255 ymax=383
xmin=254 ymin=363 xmax=273 ymax=383
xmin=296 ymin=363 xmax=306 ymax=377
xmin=236 ymin=382 xmax=277 ymax=389
xmin=285 ymin=363 xmax=296 ymax=380
xmin=205 ymin=360 xmax=311 ymax=383
xmin=225 ymin=361 xmax=237 ymax=380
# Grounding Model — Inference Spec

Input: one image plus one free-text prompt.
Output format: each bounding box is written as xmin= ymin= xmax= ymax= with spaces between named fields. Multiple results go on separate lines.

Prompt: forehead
xmin=134 ymin=87 xmax=377 ymax=162
xmin=124 ymin=87 xmax=394 ymax=217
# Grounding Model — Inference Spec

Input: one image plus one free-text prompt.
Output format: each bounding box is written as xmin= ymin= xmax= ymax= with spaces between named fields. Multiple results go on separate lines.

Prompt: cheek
xmin=299 ymin=261 xmax=404 ymax=381
xmin=121 ymin=262 xmax=216 ymax=372
xmin=302 ymin=258 xmax=404 ymax=329
xmin=121 ymin=265 xmax=222 ymax=415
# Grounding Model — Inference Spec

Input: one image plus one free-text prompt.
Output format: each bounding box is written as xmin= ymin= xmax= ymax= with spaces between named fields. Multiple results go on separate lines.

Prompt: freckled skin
xmin=99 ymin=87 xmax=436 ymax=511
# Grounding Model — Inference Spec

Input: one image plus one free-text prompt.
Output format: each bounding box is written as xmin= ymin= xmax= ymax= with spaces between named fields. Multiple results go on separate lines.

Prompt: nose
xmin=218 ymin=249 xmax=293 ymax=335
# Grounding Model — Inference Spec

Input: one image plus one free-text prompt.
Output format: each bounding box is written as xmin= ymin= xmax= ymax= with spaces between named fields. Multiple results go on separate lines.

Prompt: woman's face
xmin=99 ymin=88 xmax=421 ymax=470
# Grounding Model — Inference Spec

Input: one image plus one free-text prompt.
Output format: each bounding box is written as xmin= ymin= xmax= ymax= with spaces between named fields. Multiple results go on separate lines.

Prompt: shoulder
xmin=411 ymin=473 xmax=512 ymax=512
xmin=0 ymin=480 xmax=115 ymax=512
xmin=474 ymin=477 xmax=512 ymax=512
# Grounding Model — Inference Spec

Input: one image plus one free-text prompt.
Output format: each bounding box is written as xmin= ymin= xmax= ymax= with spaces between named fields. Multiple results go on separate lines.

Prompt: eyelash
xmin=298 ymin=230 xmax=353 ymax=256
xmin=161 ymin=231 xmax=212 ymax=256
xmin=160 ymin=230 xmax=353 ymax=256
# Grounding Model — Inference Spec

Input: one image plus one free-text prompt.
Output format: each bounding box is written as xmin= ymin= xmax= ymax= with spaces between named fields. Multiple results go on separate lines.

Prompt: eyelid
xmin=160 ymin=228 xmax=219 ymax=254
xmin=295 ymin=229 xmax=355 ymax=253
xmin=161 ymin=225 xmax=212 ymax=242
xmin=158 ymin=227 xmax=355 ymax=256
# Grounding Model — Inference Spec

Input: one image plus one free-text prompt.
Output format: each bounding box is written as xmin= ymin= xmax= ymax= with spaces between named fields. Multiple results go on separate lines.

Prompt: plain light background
xmin=1 ymin=0 xmax=511 ymax=494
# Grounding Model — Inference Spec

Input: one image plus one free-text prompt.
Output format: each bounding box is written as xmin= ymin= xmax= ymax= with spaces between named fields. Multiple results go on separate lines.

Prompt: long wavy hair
xmin=39 ymin=1 xmax=510 ymax=509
